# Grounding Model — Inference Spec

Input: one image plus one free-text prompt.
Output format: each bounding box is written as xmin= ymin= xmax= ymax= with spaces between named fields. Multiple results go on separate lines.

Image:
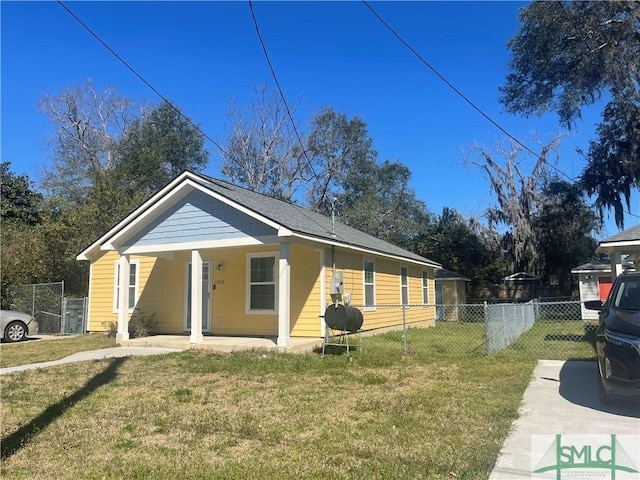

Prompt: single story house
xmin=571 ymin=260 xmax=614 ymax=320
xmin=77 ymin=171 xmax=441 ymax=348
xmin=434 ymin=268 xmax=469 ymax=321
xmin=596 ymin=224 xmax=640 ymax=279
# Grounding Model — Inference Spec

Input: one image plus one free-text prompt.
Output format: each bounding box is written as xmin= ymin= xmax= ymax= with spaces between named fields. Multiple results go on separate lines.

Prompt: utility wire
xmin=56 ymin=0 xmax=235 ymax=166
xmin=361 ymin=0 xmax=575 ymax=184
xmin=248 ymin=0 xmax=342 ymax=236
xmin=247 ymin=0 xmax=324 ymax=195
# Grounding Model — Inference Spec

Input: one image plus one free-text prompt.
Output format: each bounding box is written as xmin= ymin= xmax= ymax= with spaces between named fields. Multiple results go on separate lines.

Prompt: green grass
xmin=0 ymin=334 xmax=116 ymax=368
xmin=0 ymin=337 xmax=536 ymax=480
xmin=507 ymin=320 xmax=597 ymax=360
xmin=0 ymin=320 xmax=597 ymax=479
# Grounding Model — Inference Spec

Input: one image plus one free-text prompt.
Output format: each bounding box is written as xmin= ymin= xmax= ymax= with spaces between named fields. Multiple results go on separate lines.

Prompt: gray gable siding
xmin=122 ymin=189 xmax=276 ymax=248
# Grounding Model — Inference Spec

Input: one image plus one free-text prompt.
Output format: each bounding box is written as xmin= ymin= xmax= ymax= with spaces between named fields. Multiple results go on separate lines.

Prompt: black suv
xmin=586 ymin=270 xmax=640 ymax=403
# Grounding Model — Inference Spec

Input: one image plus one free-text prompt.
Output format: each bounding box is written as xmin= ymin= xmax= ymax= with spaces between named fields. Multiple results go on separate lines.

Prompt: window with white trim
xmin=363 ymin=259 xmax=375 ymax=309
xmin=400 ymin=266 xmax=409 ymax=306
xmin=113 ymin=260 xmax=139 ymax=313
xmin=247 ymin=254 xmax=277 ymax=312
xmin=422 ymin=271 xmax=429 ymax=305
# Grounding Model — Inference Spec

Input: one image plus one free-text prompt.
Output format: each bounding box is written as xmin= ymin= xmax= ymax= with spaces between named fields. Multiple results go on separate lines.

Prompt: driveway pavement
xmin=490 ymin=360 xmax=640 ymax=479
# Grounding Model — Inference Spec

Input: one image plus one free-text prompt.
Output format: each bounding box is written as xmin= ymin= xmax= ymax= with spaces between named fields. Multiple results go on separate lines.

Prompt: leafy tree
xmin=0 ymin=161 xmax=42 ymax=225
xmin=39 ymin=80 xmax=141 ymax=202
xmin=413 ymin=208 xmax=508 ymax=290
xmin=221 ymin=85 xmax=306 ymax=202
xmin=305 ymin=108 xmax=377 ymax=215
xmin=465 ymin=137 xmax=561 ymax=275
xmin=534 ymin=179 xmax=600 ymax=293
xmin=501 ymin=1 xmax=640 ymax=227
xmin=581 ymin=96 xmax=640 ymax=226
xmin=115 ymin=101 xmax=209 ymax=196
xmin=1 ymin=163 xmax=45 ymax=307
xmin=338 ymin=159 xmax=430 ymax=248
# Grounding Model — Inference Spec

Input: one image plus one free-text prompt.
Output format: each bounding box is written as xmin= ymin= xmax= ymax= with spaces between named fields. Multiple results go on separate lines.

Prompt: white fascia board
xmin=102 ymin=176 xmax=286 ymax=253
xmin=598 ymin=240 xmax=640 ymax=252
xmin=291 ymin=232 xmax=441 ymax=269
xmin=76 ymin=171 xmax=194 ymax=261
xmin=121 ymin=235 xmax=281 ymax=255
xmin=570 ymin=268 xmax=611 ymax=274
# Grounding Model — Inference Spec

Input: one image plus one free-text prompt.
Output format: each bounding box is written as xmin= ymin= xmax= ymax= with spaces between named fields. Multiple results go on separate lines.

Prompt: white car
xmin=1 ymin=310 xmax=39 ymax=342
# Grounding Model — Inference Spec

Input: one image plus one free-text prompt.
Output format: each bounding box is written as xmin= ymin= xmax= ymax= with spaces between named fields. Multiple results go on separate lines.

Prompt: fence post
xmin=62 ymin=297 xmax=67 ymax=334
xmin=83 ymin=297 xmax=88 ymax=334
xmin=402 ymin=304 xmax=407 ymax=354
xmin=31 ymin=284 xmax=36 ymax=316
xmin=483 ymin=301 xmax=489 ymax=355
xmin=61 ymin=280 xmax=65 ymax=334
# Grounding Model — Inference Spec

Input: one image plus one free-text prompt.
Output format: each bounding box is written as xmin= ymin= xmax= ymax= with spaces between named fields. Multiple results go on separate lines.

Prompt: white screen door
xmin=185 ymin=260 xmax=211 ymax=332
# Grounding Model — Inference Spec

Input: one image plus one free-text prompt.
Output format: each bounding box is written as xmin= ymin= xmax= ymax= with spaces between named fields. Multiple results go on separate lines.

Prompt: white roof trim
xmin=570 ymin=268 xmax=612 ymax=274
xmin=291 ymin=232 xmax=441 ymax=268
xmin=598 ymin=239 xmax=640 ymax=251
xmin=120 ymin=236 xmax=280 ymax=255
xmin=77 ymin=172 xmax=287 ymax=261
xmin=77 ymin=171 xmax=192 ymax=261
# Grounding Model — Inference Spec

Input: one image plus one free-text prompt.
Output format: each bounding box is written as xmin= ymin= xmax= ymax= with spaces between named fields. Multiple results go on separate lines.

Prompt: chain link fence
xmin=6 ymin=282 xmax=88 ymax=335
xmin=323 ymin=300 xmax=597 ymax=361
xmin=8 ymin=282 xmax=64 ymax=333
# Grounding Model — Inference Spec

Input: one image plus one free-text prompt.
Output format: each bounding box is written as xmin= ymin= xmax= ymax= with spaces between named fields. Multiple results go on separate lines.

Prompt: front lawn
xmin=0 ymin=345 xmax=536 ymax=479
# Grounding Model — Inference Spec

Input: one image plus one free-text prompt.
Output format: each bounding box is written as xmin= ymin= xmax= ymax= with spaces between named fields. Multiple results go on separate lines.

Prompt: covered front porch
xmin=118 ymin=334 xmax=323 ymax=354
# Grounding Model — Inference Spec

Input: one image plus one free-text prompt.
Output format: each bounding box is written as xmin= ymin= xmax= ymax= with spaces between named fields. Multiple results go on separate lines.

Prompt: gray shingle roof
xmin=571 ymin=261 xmax=611 ymax=273
xmin=195 ymin=173 xmax=439 ymax=266
xmin=600 ymin=224 xmax=640 ymax=244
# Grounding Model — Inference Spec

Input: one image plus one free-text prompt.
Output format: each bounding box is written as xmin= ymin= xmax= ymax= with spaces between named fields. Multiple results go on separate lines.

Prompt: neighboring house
xmin=596 ymin=224 xmax=640 ymax=279
xmin=434 ymin=268 xmax=469 ymax=321
xmin=499 ymin=272 xmax=542 ymax=300
xmin=77 ymin=171 xmax=441 ymax=347
xmin=571 ymin=261 xmax=614 ymax=320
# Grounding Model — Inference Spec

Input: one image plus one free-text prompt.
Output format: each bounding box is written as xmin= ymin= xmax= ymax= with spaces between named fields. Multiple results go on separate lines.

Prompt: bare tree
xmin=39 ymin=79 xmax=144 ymax=201
xmin=465 ymin=136 xmax=562 ymax=274
xmin=221 ymin=85 xmax=307 ymax=202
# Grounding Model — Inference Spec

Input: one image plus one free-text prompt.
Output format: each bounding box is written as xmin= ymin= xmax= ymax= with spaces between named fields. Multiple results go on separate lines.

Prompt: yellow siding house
xmin=77 ymin=171 xmax=441 ymax=348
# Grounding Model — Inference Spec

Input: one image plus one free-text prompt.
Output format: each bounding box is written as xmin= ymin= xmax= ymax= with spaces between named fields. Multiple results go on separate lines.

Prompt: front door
xmin=185 ymin=260 xmax=212 ymax=332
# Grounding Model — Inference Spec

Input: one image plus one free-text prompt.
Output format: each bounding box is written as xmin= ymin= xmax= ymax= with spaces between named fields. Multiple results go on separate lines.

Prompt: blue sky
xmin=2 ymin=1 xmax=637 ymax=239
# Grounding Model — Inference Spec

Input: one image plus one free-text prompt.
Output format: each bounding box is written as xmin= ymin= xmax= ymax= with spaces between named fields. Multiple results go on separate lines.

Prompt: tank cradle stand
xmin=320 ymin=321 xmax=363 ymax=359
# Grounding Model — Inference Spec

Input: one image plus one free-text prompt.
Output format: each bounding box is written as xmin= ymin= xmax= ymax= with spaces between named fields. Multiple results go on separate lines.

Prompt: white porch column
xmin=610 ymin=251 xmax=624 ymax=280
xmin=190 ymin=250 xmax=204 ymax=344
xmin=116 ymin=254 xmax=130 ymax=342
xmin=277 ymin=241 xmax=291 ymax=348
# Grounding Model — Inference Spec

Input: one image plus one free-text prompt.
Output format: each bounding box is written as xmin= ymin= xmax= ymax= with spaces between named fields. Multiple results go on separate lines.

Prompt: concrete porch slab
xmin=118 ymin=335 xmax=324 ymax=354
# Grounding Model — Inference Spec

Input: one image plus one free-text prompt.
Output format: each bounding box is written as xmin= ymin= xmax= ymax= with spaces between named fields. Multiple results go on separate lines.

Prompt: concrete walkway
xmin=0 ymin=346 xmax=182 ymax=375
xmin=119 ymin=334 xmax=323 ymax=353
xmin=490 ymin=360 xmax=639 ymax=479
xmin=0 ymin=334 xmax=323 ymax=375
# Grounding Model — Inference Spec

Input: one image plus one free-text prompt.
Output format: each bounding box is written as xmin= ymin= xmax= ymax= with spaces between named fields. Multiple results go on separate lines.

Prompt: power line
xmin=361 ymin=0 xmax=574 ymax=184
xmin=247 ymin=1 xmax=325 ymax=196
xmin=247 ymin=0 xmax=342 ymax=236
xmin=56 ymin=0 xmax=234 ymax=165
